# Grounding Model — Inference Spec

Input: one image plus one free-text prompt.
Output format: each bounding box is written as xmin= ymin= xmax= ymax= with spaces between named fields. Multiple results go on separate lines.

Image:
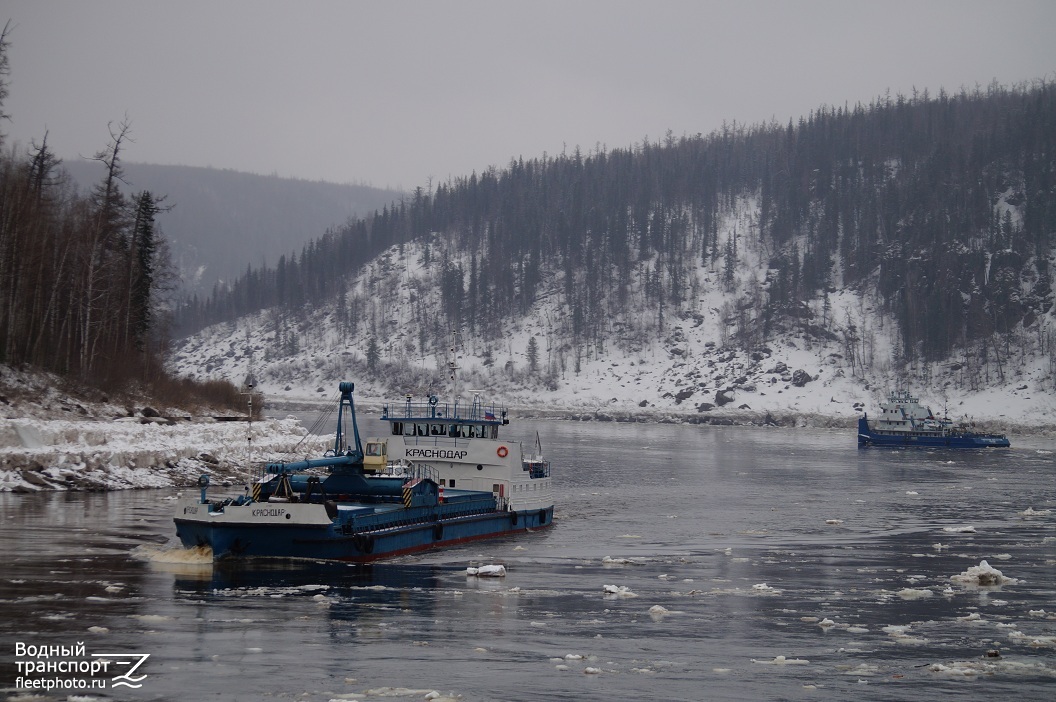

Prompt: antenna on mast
xmin=447 ymin=330 xmax=464 ymax=400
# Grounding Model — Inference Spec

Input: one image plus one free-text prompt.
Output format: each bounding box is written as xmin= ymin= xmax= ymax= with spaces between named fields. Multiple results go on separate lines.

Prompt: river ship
xmin=857 ymin=390 xmax=1010 ymax=448
xmin=173 ymin=381 xmax=554 ymax=561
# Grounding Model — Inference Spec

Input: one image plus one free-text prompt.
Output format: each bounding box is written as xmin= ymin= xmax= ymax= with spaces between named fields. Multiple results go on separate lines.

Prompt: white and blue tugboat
xmin=857 ymin=390 xmax=1010 ymax=448
xmin=174 ymin=382 xmax=554 ymax=561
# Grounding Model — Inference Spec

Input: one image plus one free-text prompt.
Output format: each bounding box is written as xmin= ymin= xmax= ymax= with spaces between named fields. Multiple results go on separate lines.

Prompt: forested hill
xmin=63 ymin=161 xmax=403 ymax=295
xmin=174 ymin=82 xmax=1056 ymax=401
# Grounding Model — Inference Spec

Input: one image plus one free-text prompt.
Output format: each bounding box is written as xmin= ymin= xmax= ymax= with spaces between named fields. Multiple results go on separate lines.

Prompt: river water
xmin=2 ymin=419 xmax=1054 ymax=701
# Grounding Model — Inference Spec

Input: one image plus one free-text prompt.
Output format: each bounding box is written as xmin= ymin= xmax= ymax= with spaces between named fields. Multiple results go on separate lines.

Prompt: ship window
xmin=472 ymin=425 xmax=485 ymax=438
xmin=416 ymin=424 xmax=429 ymax=437
xmin=449 ymin=425 xmax=460 ymax=437
xmin=492 ymin=484 xmax=500 ymax=493
xmin=460 ymin=425 xmax=472 ymax=438
xmin=404 ymin=423 xmax=416 ymax=437
xmin=449 ymin=480 xmax=456 ymax=488
xmin=391 ymin=422 xmax=403 ymax=436
xmin=365 ymin=442 xmax=385 ymax=457
xmin=430 ymin=424 xmax=446 ymax=436
xmin=489 ymin=426 xmax=498 ymax=439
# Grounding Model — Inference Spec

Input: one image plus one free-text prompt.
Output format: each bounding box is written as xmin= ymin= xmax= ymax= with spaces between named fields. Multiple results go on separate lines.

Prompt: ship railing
xmin=382 ymin=396 xmax=507 ymax=424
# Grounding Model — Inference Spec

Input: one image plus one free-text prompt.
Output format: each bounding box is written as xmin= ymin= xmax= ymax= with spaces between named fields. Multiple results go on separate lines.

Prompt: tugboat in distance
xmin=857 ymin=390 xmax=1010 ymax=448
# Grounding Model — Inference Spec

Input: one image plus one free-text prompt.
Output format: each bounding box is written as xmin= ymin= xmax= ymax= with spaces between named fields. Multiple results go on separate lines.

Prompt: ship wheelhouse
xmin=364 ymin=393 xmax=553 ymax=512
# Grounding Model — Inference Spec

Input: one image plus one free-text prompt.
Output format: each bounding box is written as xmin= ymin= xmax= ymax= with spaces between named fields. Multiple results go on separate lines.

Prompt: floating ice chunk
xmin=818 ymin=618 xmax=836 ymax=628
xmin=950 ymin=560 xmax=1018 ymax=587
xmin=906 ymin=491 xmax=919 ymax=496
xmin=752 ymin=583 xmax=781 ymax=594
xmin=933 ymin=543 xmax=948 ymax=550
xmin=86 ymin=626 xmax=108 ymax=634
xmin=1028 ymin=610 xmax=1048 ymax=618
xmin=648 ymin=605 xmax=670 ymax=620
xmin=466 ymin=565 xmax=506 ymax=577
xmin=928 ymin=662 xmax=979 ymax=676
xmin=602 ymin=556 xmax=637 ymax=565
xmin=564 ymin=653 xmax=583 ymax=660
xmin=583 ymin=667 xmax=602 ymax=674
xmin=129 ymin=614 xmax=172 ymax=623
xmin=942 ymin=525 xmax=976 ymax=533
xmin=602 ymin=584 xmax=638 ymax=598
xmin=554 ymin=664 xmax=569 ymax=671
xmin=1019 ymin=507 xmax=1051 ymax=517
xmin=897 ymin=588 xmax=933 ymax=600
xmin=992 ymin=553 xmax=1012 ymax=560
xmin=825 ymin=519 xmax=843 ymax=525
xmin=752 ymin=655 xmax=809 ymax=665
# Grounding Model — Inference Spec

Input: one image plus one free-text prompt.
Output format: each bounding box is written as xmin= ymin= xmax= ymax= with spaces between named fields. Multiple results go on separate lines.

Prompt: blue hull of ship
xmin=175 ymin=507 xmax=553 ymax=562
xmin=857 ymin=417 xmax=1010 ymax=448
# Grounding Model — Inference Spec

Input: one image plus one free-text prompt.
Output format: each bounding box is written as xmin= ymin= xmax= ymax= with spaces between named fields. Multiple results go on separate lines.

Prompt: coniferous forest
xmin=0 ymin=28 xmax=246 ymax=408
xmin=176 ymin=81 xmax=1056 ymax=377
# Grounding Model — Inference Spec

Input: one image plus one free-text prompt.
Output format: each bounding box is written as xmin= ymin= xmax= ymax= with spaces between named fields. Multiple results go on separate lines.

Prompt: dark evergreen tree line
xmin=0 ymin=27 xmax=172 ymax=386
xmin=175 ymin=80 xmax=1056 ymax=367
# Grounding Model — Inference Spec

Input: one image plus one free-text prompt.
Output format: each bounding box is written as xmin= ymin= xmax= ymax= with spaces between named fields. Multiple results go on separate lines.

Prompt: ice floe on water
xmin=602 ymin=584 xmax=638 ymax=598
xmin=647 ymin=605 xmax=671 ymax=620
xmin=881 ymin=624 xmax=929 ymax=646
xmin=751 ymin=582 xmax=782 ymax=595
xmin=896 ymin=587 xmax=934 ymax=600
xmin=950 ymin=560 xmax=1019 ymax=587
xmin=751 ymin=655 xmax=810 ymax=665
xmin=466 ymin=564 xmax=506 ymax=577
xmin=942 ymin=525 xmax=977 ymax=533
xmin=1019 ymin=506 xmax=1052 ymax=517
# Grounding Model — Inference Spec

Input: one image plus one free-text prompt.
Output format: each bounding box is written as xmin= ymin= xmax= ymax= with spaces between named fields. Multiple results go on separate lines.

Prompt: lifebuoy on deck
xmin=497 ymin=446 xmax=509 ymax=458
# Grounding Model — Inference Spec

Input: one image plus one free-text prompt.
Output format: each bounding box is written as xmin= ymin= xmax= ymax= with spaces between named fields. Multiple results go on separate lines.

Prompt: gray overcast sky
xmin=3 ymin=0 xmax=1055 ymax=190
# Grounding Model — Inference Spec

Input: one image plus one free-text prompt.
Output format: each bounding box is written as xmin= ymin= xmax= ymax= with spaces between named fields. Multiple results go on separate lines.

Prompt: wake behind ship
xmin=174 ymin=382 xmax=554 ymax=561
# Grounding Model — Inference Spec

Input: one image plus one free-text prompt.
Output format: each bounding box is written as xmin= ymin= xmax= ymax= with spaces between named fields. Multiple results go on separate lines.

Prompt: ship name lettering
xmin=251 ymin=508 xmax=286 ymax=517
xmin=405 ymin=448 xmax=468 ymax=460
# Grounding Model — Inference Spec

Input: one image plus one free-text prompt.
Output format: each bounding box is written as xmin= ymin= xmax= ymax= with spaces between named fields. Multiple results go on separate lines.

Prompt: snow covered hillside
xmin=171 ymin=198 xmax=1056 ymax=433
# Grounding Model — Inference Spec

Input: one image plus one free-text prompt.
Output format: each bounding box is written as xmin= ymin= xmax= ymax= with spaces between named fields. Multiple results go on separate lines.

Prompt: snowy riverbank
xmin=1 ymin=362 xmax=1052 ymax=493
